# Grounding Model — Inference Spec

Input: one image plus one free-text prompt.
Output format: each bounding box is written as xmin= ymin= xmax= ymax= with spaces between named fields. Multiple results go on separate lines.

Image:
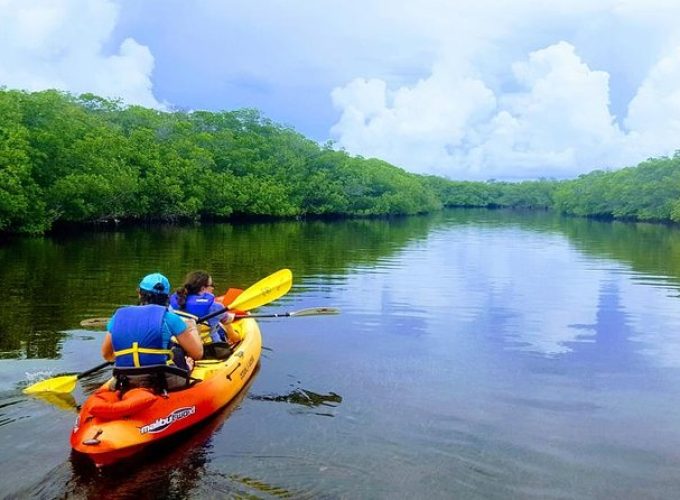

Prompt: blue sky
xmin=2 ymin=1 xmax=680 ymax=181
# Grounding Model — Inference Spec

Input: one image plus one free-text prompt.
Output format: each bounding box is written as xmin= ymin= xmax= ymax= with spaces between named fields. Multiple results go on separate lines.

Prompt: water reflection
xmin=0 ymin=217 xmax=438 ymax=359
xmin=5 ymin=210 xmax=680 ymax=363
xmin=249 ymin=388 xmax=343 ymax=417
xmin=326 ymin=210 xmax=680 ymax=366
xmin=30 ymin=391 xmax=77 ymax=412
xmin=5 ymin=210 xmax=680 ymax=497
xmin=565 ymin=281 xmax=641 ymax=371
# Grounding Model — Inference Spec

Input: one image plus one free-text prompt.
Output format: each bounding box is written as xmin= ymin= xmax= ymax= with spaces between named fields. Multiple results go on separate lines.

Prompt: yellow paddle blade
xmin=289 ymin=307 xmax=340 ymax=317
xmin=80 ymin=317 xmax=109 ymax=329
xmin=32 ymin=391 xmax=77 ymax=411
xmin=228 ymin=269 xmax=293 ymax=312
xmin=23 ymin=374 xmax=78 ymax=394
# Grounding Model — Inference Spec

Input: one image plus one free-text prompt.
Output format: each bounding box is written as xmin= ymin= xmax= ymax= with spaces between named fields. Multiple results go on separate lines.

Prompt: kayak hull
xmin=70 ymin=318 xmax=262 ymax=467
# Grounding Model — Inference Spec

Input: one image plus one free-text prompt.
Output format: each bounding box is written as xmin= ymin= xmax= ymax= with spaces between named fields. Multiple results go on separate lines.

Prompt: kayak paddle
xmin=79 ymin=268 xmax=294 ymax=329
xmin=79 ymin=317 xmax=109 ymax=329
xmin=234 ymin=307 xmax=340 ymax=319
xmin=23 ymin=361 xmax=113 ymax=395
xmin=223 ymin=268 xmax=292 ymax=313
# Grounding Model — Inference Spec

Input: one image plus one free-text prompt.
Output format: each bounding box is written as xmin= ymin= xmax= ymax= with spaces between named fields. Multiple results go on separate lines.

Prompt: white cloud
xmin=329 ymin=2 xmax=680 ymax=180
xmin=332 ymin=42 xmax=628 ymax=179
xmin=331 ymin=68 xmax=497 ymax=176
xmin=478 ymin=42 xmax=626 ymax=178
xmin=625 ymin=47 xmax=680 ymax=155
xmin=0 ymin=0 xmax=162 ymax=108
xmin=3 ymin=0 xmax=680 ymax=180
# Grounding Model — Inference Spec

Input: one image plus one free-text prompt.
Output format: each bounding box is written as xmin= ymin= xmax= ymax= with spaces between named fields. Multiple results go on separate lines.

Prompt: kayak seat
xmin=112 ymin=364 xmax=197 ymax=394
xmin=202 ymin=341 xmax=233 ymax=360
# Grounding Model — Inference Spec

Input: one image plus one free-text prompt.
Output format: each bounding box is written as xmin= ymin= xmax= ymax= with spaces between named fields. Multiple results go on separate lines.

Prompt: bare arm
xmin=101 ymin=332 xmax=115 ymax=361
xmin=220 ymin=311 xmax=236 ymax=324
xmin=217 ymin=311 xmax=235 ymax=341
xmin=175 ymin=319 xmax=204 ymax=360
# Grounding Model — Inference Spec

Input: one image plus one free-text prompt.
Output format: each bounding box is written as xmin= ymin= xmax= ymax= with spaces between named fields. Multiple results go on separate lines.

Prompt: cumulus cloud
xmin=0 ymin=0 xmax=162 ymax=108
xmin=331 ymin=42 xmax=624 ymax=179
xmin=625 ymin=47 xmax=680 ymax=154
xmin=330 ymin=3 xmax=680 ymax=180
xmin=3 ymin=0 xmax=680 ymax=180
xmin=331 ymin=68 xmax=497 ymax=174
xmin=475 ymin=42 xmax=627 ymax=178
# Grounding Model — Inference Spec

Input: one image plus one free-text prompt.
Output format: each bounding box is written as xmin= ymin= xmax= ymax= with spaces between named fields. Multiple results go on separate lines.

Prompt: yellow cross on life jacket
xmin=113 ymin=342 xmax=174 ymax=368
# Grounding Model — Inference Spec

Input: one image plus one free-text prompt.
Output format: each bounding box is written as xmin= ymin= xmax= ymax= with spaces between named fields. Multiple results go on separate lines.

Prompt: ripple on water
xmin=203 ymin=454 xmax=378 ymax=500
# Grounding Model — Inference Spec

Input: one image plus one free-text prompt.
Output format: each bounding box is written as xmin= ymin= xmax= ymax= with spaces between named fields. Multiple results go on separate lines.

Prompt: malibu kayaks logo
xmin=139 ymin=406 xmax=196 ymax=434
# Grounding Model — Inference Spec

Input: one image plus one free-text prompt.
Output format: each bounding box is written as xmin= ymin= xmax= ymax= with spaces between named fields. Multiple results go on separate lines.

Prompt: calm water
xmin=3 ymin=209 xmax=680 ymax=498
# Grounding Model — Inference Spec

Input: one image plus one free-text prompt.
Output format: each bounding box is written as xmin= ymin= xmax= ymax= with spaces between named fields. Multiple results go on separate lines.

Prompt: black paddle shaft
xmin=194 ymin=306 xmax=230 ymax=325
xmin=77 ymin=361 xmax=114 ymax=379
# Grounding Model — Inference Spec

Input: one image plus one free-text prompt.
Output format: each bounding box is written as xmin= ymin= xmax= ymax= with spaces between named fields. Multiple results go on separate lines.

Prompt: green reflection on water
xmin=445 ymin=208 xmax=680 ymax=284
xmin=2 ymin=210 xmax=680 ymax=359
xmin=0 ymin=217 xmax=437 ymax=358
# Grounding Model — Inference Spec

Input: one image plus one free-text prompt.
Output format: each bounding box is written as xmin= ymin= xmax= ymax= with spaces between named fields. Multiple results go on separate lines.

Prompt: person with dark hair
xmin=169 ymin=270 xmax=236 ymax=346
xmin=101 ymin=273 xmax=203 ymax=390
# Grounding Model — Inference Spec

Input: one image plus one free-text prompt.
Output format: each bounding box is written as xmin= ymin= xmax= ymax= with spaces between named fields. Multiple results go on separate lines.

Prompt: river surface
xmin=2 ymin=209 xmax=680 ymax=499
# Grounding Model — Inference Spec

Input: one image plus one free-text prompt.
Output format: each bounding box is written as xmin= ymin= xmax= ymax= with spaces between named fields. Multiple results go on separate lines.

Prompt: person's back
xmin=109 ymin=303 xmax=172 ymax=367
xmin=170 ymin=270 xmax=235 ymax=344
xmin=101 ymin=272 xmax=204 ymax=391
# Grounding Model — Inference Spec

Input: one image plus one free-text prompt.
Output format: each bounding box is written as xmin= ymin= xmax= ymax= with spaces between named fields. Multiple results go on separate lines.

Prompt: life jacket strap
xmin=113 ymin=342 xmax=173 ymax=367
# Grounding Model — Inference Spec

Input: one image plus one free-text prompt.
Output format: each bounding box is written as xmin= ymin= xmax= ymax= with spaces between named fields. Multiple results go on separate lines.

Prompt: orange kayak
xmin=70 ymin=317 xmax=262 ymax=467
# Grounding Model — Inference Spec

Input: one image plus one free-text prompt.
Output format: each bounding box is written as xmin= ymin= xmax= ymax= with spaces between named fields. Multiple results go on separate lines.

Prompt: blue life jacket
xmin=170 ymin=292 xmax=224 ymax=343
xmin=169 ymin=292 xmax=215 ymax=318
xmin=110 ymin=305 xmax=173 ymax=367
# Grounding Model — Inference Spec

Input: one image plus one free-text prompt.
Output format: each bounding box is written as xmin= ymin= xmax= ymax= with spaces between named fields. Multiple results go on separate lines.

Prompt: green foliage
xmin=2 ymin=88 xmax=680 ymax=233
xmin=423 ymin=176 xmax=558 ymax=210
xmin=554 ymin=155 xmax=680 ymax=222
xmin=0 ymin=90 xmax=48 ymax=233
xmin=0 ymin=89 xmax=453 ymax=233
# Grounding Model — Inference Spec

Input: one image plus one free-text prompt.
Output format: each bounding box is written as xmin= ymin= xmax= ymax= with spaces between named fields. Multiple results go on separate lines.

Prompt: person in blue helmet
xmin=101 ymin=273 xmax=204 ymax=381
xmin=169 ymin=270 xmax=236 ymax=346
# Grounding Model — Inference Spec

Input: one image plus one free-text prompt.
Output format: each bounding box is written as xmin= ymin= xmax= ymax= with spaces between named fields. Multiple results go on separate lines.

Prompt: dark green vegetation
xmin=0 ymin=89 xmax=441 ymax=234
xmin=427 ymin=154 xmax=680 ymax=223
xmin=1 ymin=88 xmax=680 ymax=234
xmin=552 ymin=156 xmax=680 ymax=222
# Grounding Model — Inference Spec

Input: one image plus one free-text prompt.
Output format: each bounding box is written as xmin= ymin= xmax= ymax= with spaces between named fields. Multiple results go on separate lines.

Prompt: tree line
xmin=427 ymin=153 xmax=680 ymax=224
xmin=1 ymin=88 xmax=679 ymax=234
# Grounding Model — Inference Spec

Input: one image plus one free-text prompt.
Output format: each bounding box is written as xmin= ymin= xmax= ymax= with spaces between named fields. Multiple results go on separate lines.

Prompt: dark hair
xmin=174 ymin=270 xmax=211 ymax=309
xmin=139 ymin=291 xmax=169 ymax=306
